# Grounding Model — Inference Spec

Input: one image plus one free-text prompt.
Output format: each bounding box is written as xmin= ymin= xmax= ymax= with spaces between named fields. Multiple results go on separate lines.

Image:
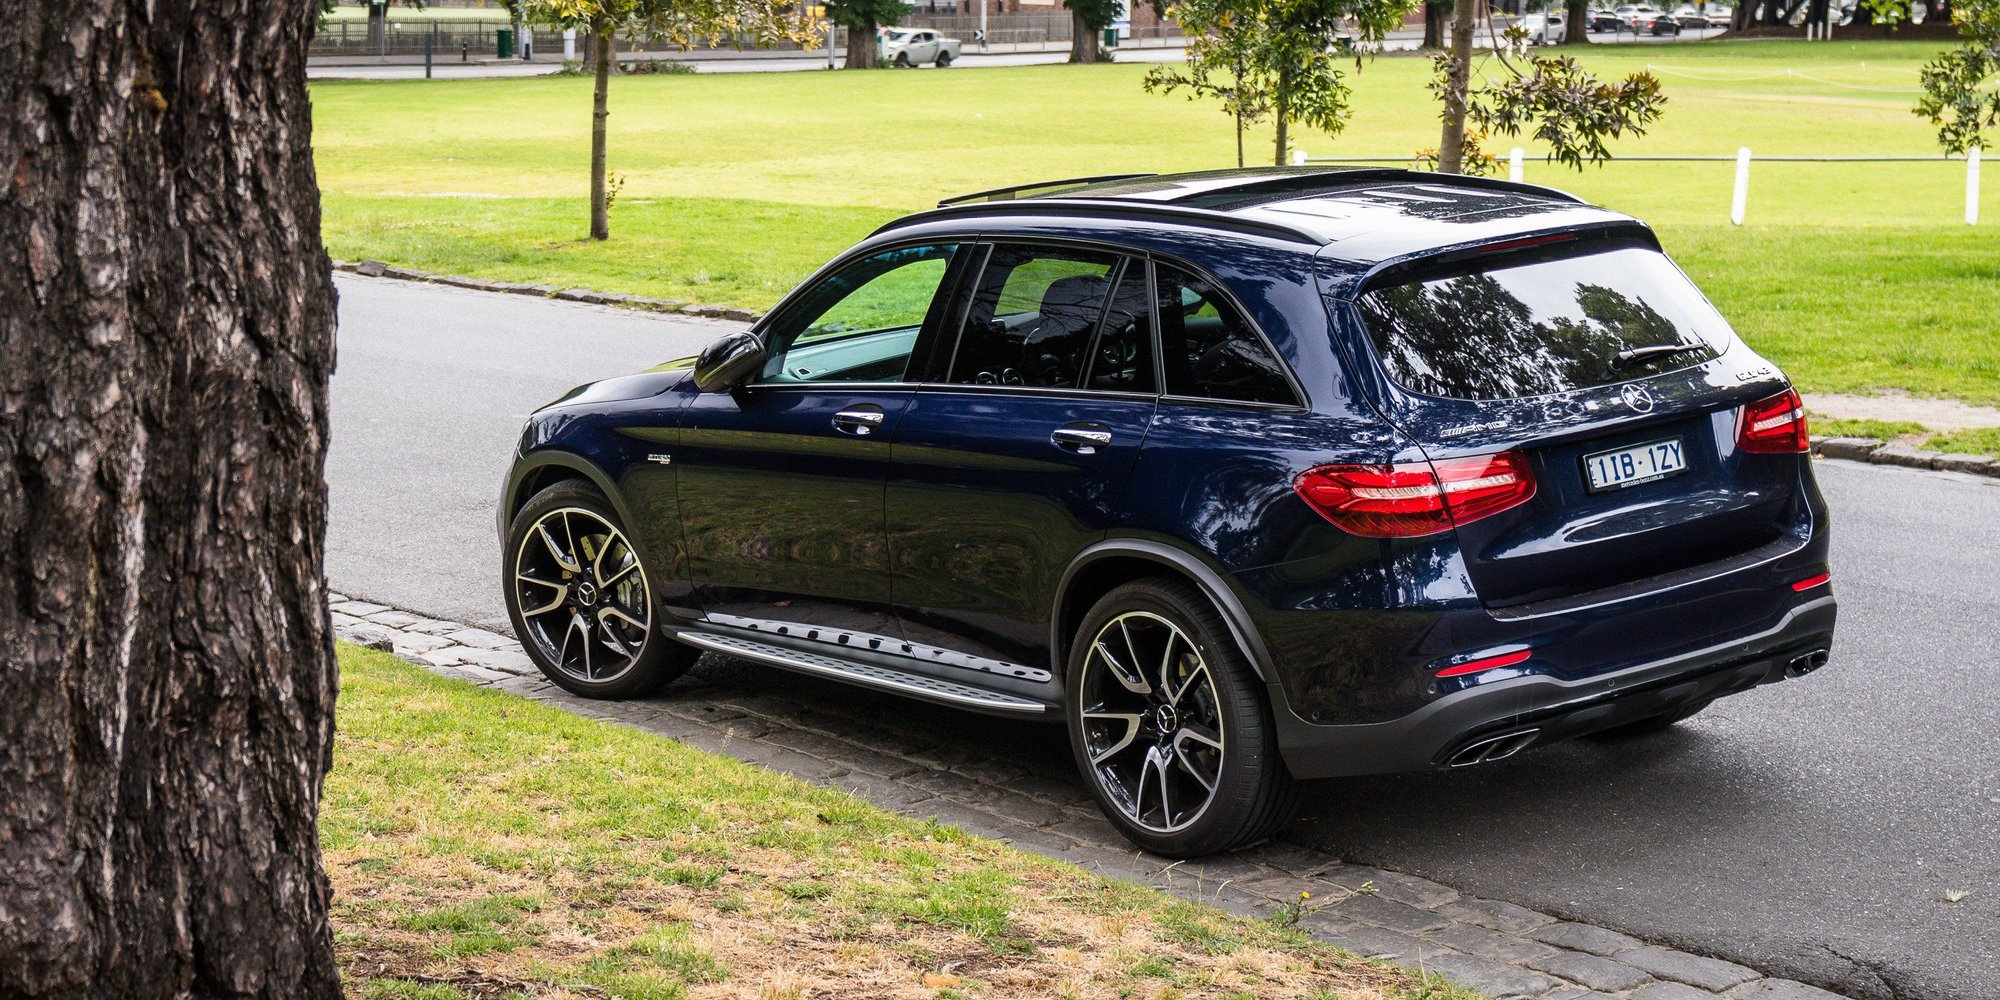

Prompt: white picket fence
xmin=1296 ymin=148 xmax=1985 ymax=226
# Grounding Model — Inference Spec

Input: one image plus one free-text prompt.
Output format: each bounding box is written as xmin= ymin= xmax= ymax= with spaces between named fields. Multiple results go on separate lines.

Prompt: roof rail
xmin=936 ymin=174 xmax=1157 ymax=208
xmin=1169 ymin=167 xmax=1586 ymax=206
xmin=875 ymin=198 xmax=1325 ymax=245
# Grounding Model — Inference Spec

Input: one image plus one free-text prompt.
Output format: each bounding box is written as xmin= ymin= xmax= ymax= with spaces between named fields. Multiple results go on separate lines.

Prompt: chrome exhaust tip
xmin=1785 ymin=648 xmax=1831 ymax=678
xmin=1445 ymin=729 xmax=1540 ymax=767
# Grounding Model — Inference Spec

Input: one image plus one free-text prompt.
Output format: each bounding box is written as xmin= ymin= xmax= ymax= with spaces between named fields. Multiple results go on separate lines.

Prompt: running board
xmin=676 ymin=632 xmax=1049 ymax=715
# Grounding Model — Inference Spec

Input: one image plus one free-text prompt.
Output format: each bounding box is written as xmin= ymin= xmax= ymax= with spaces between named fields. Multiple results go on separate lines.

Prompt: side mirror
xmin=692 ymin=331 xmax=766 ymax=392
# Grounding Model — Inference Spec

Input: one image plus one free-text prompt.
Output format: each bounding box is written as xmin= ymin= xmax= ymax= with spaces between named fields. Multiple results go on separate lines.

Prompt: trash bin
xmin=1102 ymin=26 xmax=1119 ymax=49
xmin=496 ymin=27 xmax=515 ymax=59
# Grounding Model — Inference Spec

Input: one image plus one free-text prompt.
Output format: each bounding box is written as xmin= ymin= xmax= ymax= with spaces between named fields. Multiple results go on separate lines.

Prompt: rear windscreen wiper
xmin=1614 ymin=343 xmax=1701 ymax=367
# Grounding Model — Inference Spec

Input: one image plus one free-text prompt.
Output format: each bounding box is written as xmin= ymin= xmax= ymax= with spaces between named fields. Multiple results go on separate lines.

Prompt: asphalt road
xmin=328 ymin=273 xmax=1999 ymax=1000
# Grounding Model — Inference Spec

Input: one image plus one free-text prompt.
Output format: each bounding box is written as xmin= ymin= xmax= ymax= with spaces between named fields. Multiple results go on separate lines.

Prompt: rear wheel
xmin=935 ymin=51 xmax=953 ymax=67
xmin=1588 ymin=699 xmax=1711 ymax=738
xmin=504 ymin=480 xmax=697 ymax=700
xmin=1066 ymin=579 xmax=1298 ymax=857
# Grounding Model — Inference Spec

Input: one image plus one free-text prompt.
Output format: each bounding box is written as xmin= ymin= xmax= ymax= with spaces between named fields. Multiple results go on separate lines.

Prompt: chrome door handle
xmin=1052 ymin=425 xmax=1113 ymax=454
xmin=832 ymin=407 xmax=886 ymax=436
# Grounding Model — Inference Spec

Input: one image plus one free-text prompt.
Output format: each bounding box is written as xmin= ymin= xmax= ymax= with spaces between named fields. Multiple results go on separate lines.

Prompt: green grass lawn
xmin=310 ymin=38 xmax=2000 ymax=405
xmin=326 ymin=644 xmax=1477 ymax=999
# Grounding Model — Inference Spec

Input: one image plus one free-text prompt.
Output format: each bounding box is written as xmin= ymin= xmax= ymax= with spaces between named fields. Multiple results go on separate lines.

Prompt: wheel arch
xmin=505 ymin=451 xmax=625 ymax=525
xmin=1050 ymin=540 xmax=1277 ymax=685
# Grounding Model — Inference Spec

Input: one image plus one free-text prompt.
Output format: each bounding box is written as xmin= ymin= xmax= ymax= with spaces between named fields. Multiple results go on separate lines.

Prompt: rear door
xmin=1339 ymin=235 xmax=1804 ymax=609
xmin=886 ymin=244 xmax=1158 ymax=673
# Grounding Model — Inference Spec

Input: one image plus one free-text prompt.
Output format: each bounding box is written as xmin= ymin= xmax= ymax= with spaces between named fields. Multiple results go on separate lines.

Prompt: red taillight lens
xmin=1294 ymin=451 xmax=1537 ymax=538
xmin=1738 ymin=388 xmax=1809 ymax=454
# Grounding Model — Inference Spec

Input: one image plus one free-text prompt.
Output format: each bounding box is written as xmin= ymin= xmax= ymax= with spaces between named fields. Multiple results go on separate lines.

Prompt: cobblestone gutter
xmin=330 ymin=593 xmax=1855 ymax=1000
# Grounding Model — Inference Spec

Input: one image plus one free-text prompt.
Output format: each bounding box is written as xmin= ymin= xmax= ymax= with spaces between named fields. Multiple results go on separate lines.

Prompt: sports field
xmin=309 ymin=39 xmax=2000 ymax=408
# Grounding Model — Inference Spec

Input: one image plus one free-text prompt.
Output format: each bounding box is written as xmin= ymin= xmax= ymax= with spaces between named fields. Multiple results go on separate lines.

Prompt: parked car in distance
xmin=499 ymin=167 xmax=1838 ymax=858
xmin=1620 ymin=3 xmax=1666 ymax=25
xmin=1590 ymin=8 xmax=1626 ymax=30
xmin=1647 ymin=12 xmax=1684 ymax=32
xmin=878 ymin=27 xmax=959 ymax=67
xmin=1530 ymin=11 xmax=1568 ymax=43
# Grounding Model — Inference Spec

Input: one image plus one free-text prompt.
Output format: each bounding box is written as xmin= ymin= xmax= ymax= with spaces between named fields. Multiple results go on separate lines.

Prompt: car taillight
xmin=1737 ymin=388 xmax=1809 ymax=454
xmin=1294 ymin=451 xmax=1537 ymax=538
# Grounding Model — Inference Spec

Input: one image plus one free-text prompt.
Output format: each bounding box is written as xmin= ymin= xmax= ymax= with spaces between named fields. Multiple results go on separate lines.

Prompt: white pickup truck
xmin=878 ymin=27 xmax=961 ymax=67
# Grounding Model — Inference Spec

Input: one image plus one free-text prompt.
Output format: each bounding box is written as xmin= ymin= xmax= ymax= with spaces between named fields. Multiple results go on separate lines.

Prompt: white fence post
xmin=1509 ymin=147 xmax=1524 ymax=183
xmin=1969 ymin=147 xmax=1983 ymax=226
xmin=1731 ymin=147 xmax=1752 ymax=226
xmin=1292 ymin=149 xmax=1308 ymax=166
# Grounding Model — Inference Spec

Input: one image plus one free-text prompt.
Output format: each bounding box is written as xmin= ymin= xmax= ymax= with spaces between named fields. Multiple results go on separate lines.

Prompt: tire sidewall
xmin=504 ymin=480 xmax=689 ymax=700
xmin=1063 ymin=579 xmax=1281 ymax=856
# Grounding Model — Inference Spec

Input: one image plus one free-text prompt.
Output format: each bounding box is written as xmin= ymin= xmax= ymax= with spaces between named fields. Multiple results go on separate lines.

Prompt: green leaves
xmin=1427 ymin=23 xmax=1665 ymax=174
xmin=523 ymin=0 xmax=817 ymax=48
xmin=1915 ymin=0 xmax=2000 ymax=155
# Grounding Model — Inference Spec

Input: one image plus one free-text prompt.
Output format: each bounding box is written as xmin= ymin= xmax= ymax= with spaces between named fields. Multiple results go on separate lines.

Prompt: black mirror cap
xmin=692 ymin=331 xmax=766 ymax=392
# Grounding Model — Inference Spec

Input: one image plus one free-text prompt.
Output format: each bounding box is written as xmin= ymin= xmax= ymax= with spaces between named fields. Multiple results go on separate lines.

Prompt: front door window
xmin=759 ymin=243 xmax=959 ymax=384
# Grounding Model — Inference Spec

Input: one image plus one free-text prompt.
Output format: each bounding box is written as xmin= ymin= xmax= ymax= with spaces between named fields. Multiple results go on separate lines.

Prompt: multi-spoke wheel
xmin=503 ymin=480 xmax=696 ymax=699
xmin=1065 ymin=578 xmax=1299 ymax=857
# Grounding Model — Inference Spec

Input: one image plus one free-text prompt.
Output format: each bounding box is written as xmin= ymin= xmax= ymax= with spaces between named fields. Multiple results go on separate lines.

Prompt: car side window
xmin=949 ymin=246 xmax=1118 ymax=389
xmin=758 ymin=243 xmax=958 ymax=384
xmin=1155 ymin=263 xmax=1297 ymax=406
xmin=1083 ymin=260 xmax=1156 ymax=394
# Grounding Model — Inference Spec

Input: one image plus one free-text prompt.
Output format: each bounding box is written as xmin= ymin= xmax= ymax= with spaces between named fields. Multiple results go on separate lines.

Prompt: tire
xmin=894 ymin=52 xmax=912 ymax=68
xmin=936 ymin=51 xmax=953 ymax=67
xmin=1587 ymin=699 xmax=1712 ymax=738
xmin=503 ymin=479 xmax=697 ymax=700
xmin=1065 ymin=578 xmax=1299 ymax=857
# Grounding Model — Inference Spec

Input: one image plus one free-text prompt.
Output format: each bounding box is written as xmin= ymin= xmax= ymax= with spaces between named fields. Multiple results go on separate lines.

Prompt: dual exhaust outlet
xmin=1785 ymin=648 xmax=1831 ymax=678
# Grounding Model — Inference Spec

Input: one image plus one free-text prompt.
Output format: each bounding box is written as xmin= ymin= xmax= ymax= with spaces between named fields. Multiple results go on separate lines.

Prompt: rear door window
xmin=1156 ymin=263 xmax=1297 ymax=406
xmin=950 ymin=246 xmax=1119 ymax=389
xmin=1354 ymin=241 xmax=1731 ymax=401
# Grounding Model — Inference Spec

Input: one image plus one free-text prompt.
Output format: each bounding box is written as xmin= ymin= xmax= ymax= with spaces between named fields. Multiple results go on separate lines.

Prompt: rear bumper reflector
xmin=1436 ymin=648 xmax=1533 ymax=678
xmin=1790 ymin=572 xmax=1832 ymax=592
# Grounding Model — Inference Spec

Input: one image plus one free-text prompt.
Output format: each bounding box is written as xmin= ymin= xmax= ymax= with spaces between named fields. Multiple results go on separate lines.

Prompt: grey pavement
xmin=329 ymin=273 xmax=1998 ymax=1000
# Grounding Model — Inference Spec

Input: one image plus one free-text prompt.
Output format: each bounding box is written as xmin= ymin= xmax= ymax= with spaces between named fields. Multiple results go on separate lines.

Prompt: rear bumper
xmin=1273 ymin=594 xmax=1836 ymax=779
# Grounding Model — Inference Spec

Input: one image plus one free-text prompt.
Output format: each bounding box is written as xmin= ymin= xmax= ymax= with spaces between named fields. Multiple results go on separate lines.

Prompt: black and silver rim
xmin=513 ymin=507 xmax=652 ymax=683
xmin=1077 ymin=611 xmax=1226 ymax=834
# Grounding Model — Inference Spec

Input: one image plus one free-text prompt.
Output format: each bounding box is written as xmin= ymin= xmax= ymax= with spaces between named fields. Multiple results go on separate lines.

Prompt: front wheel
xmin=894 ymin=52 xmax=912 ymax=68
xmin=503 ymin=480 xmax=697 ymax=699
xmin=1066 ymin=579 xmax=1299 ymax=857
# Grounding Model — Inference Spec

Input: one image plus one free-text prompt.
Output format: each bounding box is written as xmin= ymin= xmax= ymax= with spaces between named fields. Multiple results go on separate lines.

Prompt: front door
xmin=888 ymin=246 xmax=1159 ymax=673
xmin=677 ymin=241 xmax=968 ymax=639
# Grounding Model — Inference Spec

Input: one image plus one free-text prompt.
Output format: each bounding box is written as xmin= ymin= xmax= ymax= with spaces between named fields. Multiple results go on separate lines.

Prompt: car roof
xmin=875 ymin=167 xmax=1643 ymax=267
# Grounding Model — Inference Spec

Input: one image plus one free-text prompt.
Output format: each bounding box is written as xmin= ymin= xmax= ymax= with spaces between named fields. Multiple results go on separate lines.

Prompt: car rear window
xmin=1354 ymin=242 xmax=1731 ymax=401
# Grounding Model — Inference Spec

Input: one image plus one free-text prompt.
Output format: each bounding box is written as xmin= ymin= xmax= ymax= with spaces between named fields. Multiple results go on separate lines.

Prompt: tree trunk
xmin=1070 ymin=10 xmax=1101 ymax=62
xmin=1274 ymin=71 xmax=1290 ymax=166
xmin=1564 ymin=0 xmax=1591 ymax=42
xmin=591 ymin=17 xmax=613 ymax=240
xmin=1437 ymin=0 xmax=1478 ymax=173
xmin=0 ymin=2 xmax=340 ymax=997
xmin=845 ymin=18 xmax=878 ymax=68
xmin=1236 ymin=110 xmax=1246 ymax=169
xmin=1423 ymin=0 xmax=1446 ymax=48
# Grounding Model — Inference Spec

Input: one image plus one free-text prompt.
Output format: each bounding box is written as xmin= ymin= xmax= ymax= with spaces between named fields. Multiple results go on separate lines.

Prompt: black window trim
xmin=1147 ymin=254 xmax=1309 ymax=412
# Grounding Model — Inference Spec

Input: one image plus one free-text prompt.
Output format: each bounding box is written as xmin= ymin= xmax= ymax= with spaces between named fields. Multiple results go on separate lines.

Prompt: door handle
xmin=1051 ymin=424 xmax=1113 ymax=455
xmin=832 ymin=406 xmax=887 ymax=436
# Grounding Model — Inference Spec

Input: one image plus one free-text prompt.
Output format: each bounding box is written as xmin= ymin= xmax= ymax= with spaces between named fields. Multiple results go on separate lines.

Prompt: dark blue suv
xmin=500 ymin=168 xmax=1836 ymax=857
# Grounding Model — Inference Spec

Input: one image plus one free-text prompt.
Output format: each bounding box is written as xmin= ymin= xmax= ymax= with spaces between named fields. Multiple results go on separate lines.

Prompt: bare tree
xmin=0 ymin=2 xmax=341 ymax=996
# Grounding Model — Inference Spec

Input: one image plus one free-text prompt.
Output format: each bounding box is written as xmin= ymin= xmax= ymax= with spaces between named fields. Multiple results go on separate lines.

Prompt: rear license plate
xmin=1584 ymin=437 xmax=1687 ymax=492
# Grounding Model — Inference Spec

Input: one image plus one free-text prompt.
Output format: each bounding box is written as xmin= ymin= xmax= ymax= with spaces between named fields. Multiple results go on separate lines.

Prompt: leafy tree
xmin=1915 ymin=0 xmax=2000 ymax=153
xmin=1143 ymin=4 xmax=1273 ymax=166
xmin=825 ymin=0 xmax=911 ymax=69
xmin=1429 ymin=14 xmax=1665 ymax=174
xmin=1 ymin=1 xmax=340 ymax=995
xmin=1149 ymin=0 xmax=1418 ymax=167
xmin=526 ymin=0 xmax=812 ymax=238
xmin=1066 ymin=0 xmax=1124 ymax=62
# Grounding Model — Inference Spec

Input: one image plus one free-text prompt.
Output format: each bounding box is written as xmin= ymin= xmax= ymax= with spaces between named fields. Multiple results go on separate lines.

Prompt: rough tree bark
xmin=591 ymin=13 xmax=614 ymax=240
xmin=0 ymin=1 xmax=341 ymax=997
xmin=1437 ymin=0 xmax=1478 ymax=173
xmin=1069 ymin=9 xmax=1103 ymax=62
xmin=845 ymin=18 xmax=879 ymax=68
xmin=1423 ymin=0 xmax=1447 ymax=48
xmin=1564 ymin=0 xmax=1591 ymax=43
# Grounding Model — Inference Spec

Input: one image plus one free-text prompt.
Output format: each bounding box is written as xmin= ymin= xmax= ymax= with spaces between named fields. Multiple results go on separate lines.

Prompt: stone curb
xmin=328 ymin=591 xmax=1855 ymax=1000
xmin=331 ymin=258 xmax=763 ymax=323
xmin=1811 ymin=435 xmax=1999 ymax=479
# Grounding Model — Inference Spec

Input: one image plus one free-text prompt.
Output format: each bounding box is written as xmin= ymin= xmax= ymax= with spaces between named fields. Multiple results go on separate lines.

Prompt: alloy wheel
xmin=1077 ymin=611 xmax=1227 ymax=834
xmin=512 ymin=507 xmax=652 ymax=684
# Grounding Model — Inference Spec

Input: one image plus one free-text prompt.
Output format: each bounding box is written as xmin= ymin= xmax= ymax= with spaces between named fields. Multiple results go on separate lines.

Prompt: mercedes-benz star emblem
xmin=1620 ymin=384 xmax=1656 ymax=413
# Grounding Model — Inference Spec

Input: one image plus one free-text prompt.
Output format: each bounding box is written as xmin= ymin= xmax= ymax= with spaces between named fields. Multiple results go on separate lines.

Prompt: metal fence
xmin=310 ymin=19 xmax=517 ymax=58
xmin=1299 ymin=149 xmax=1987 ymax=226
